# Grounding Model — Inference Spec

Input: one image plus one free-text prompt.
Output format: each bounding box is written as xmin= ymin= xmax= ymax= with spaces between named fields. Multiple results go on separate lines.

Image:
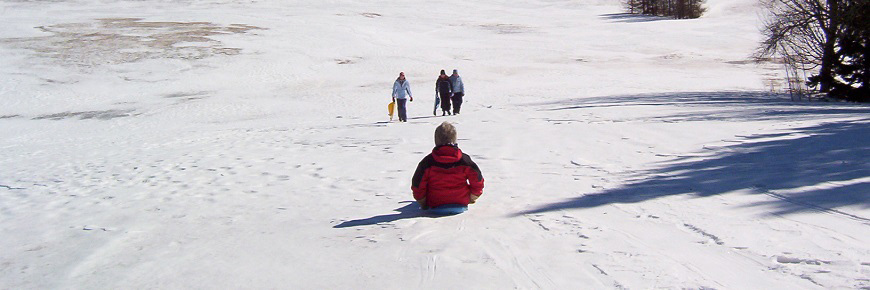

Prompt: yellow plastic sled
xmin=388 ymin=101 xmax=396 ymax=121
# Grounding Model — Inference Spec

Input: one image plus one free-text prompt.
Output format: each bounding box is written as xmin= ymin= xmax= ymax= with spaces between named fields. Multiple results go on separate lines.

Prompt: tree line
xmin=624 ymin=0 xmax=706 ymax=19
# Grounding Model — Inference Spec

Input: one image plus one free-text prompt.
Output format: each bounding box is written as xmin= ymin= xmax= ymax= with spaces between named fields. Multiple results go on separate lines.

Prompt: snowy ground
xmin=1 ymin=0 xmax=868 ymax=288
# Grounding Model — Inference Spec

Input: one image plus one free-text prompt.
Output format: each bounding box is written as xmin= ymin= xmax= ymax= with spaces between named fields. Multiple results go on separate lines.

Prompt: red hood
xmin=432 ymin=145 xmax=462 ymax=163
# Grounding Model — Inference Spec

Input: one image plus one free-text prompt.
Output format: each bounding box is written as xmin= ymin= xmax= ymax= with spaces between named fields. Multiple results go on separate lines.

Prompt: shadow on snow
xmin=334 ymin=201 xmax=450 ymax=228
xmin=599 ymin=13 xmax=670 ymax=23
xmin=518 ymin=92 xmax=870 ymax=221
xmin=540 ymin=91 xmax=870 ymax=122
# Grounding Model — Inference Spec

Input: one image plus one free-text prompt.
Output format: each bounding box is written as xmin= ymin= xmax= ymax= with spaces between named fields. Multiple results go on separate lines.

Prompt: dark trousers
xmin=439 ymin=92 xmax=452 ymax=112
xmin=397 ymin=98 xmax=408 ymax=121
xmin=451 ymin=92 xmax=464 ymax=114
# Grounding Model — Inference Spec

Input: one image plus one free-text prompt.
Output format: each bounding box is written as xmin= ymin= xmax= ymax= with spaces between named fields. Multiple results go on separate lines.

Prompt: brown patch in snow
xmin=1 ymin=18 xmax=265 ymax=68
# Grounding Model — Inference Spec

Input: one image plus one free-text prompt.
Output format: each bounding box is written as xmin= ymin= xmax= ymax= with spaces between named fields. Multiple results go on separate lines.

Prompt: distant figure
xmin=449 ymin=69 xmax=465 ymax=114
xmin=392 ymin=72 xmax=413 ymax=122
xmin=435 ymin=69 xmax=453 ymax=116
xmin=412 ymin=122 xmax=484 ymax=210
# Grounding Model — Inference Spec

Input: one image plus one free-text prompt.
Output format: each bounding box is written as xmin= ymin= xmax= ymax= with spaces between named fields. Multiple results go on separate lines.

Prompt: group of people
xmin=435 ymin=69 xmax=465 ymax=116
xmin=391 ymin=69 xmax=466 ymax=122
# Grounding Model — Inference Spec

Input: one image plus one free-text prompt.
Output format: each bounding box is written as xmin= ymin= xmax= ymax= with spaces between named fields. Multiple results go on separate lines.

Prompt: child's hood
xmin=431 ymin=145 xmax=462 ymax=163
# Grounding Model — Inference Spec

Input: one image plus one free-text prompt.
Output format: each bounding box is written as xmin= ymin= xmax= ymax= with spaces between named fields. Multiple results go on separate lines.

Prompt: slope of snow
xmin=1 ymin=0 xmax=868 ymax=288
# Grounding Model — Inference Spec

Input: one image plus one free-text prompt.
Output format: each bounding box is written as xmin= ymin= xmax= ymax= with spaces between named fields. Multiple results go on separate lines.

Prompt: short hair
xmin=434 ymin=122 xmax=457 ymax=145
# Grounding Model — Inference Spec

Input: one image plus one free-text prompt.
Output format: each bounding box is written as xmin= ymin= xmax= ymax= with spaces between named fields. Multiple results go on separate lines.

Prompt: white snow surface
xmin=1 ymin=0 xmax=869 ymax=288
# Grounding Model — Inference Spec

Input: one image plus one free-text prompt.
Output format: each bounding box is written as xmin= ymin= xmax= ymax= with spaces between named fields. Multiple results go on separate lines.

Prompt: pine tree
xmin=831 ymin=0 xmax=869 ymax=101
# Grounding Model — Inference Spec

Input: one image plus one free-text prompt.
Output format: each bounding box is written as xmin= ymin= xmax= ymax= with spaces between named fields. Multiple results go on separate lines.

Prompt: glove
xmin=410 ymin=96 xmax=413 ymax=102
xmin=469 ymin=194 xmax=480 ymax=204
xmin=416 ymin=198 xmax=428 ymax=209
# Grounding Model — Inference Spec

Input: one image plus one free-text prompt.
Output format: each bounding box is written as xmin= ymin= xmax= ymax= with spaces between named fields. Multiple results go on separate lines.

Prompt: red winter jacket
xmin=411 ymin=145 xmax=484 ymax=208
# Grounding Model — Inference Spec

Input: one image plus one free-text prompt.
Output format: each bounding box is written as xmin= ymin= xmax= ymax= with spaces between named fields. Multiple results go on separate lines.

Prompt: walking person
xmin=449 ymin=69 xmax=465 ymax=114
xmin=435 ymin=69 xmax=453 ymax=116
xmin=392 ymin=72 xmax=413 ymax=122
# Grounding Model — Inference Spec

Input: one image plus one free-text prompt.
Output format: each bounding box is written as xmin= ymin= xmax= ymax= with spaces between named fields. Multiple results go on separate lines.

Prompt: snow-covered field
xmin=1 ymin=0 xmax=868 ymax=288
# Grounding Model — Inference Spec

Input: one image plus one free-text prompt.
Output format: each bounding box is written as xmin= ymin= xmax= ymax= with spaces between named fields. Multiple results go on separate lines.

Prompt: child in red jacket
xmin=412 ymin=122 xmax=484 ymax=210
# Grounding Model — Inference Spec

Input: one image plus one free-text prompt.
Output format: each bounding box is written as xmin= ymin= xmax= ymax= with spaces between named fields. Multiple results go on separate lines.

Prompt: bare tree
xmin=626 ymin=0 xmax=642 ymax=13
xmin=758 ymin=0 xmax=868 ymax=101
xmin=757 ymin=0 xmax=841 ymax=93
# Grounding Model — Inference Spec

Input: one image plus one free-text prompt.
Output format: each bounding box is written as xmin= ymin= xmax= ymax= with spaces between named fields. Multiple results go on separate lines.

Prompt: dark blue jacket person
xmin=435 ymin=70 xmax=453 ymax=116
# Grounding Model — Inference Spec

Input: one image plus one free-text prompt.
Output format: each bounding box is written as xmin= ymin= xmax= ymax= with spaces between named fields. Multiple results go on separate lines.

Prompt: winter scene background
xmin=1 ymin=0 xmax=868 ymax=288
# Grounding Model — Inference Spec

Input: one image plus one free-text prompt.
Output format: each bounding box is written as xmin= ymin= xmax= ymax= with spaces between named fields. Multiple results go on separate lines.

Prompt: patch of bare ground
xmin=0 ymin=18 xmax=265 ymax=68
xmin=479 ymin=23 xmax=534 ymax=34
xmin=33 ymin=109 xmax=135 ymax=120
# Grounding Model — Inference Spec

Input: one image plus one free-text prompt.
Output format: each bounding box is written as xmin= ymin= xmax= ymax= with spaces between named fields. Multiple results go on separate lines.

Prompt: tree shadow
xmin=517 ymin=92 xmax=870 ymax=220
xmin=539 ymin=91 xmax=870 ymax=122
xmin=334 ymin=201 xmax=427 ymax=228
xmin=599 ymin=13 xmax=670 ymax=23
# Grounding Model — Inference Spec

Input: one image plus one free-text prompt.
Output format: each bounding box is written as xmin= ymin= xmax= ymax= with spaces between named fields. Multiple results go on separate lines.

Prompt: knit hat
xmin=434 ymin=122 xmax=457 ymax=146
xmin=453 ymin=69 xmax=458 ymax=74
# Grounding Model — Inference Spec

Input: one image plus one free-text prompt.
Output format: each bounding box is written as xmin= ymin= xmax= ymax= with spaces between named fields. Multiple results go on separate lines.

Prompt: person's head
xmin=434 ymin=122 xmax=457 ymax=146
xmin=452 ymin=69 xmax=459 ymax=75
xmin=440 ymin=69 xmax=446 ymax=76
xmin=398 ymin=72 xmax=405 ymax=80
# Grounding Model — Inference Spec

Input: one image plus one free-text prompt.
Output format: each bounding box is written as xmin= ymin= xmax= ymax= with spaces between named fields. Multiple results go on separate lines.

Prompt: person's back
xmin=449 ymin=70 xmax=464 ymax=93
xmin=448 ymin=69 xmax=465 ymax=114
xmin=436 ymin=75 xmax=452 ymax=94
xmin=412 ymin=122 xmax=484 ymax=209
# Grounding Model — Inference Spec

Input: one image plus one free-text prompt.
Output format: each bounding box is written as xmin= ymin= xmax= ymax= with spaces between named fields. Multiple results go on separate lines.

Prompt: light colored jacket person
xmin=449 ymin=70 xmax=464 ymax=93
xmin=393 ymin=79 xmax=413 ymax=100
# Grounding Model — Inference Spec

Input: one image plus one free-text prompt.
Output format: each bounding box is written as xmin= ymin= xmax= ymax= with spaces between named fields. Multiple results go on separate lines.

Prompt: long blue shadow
xmin=599 ymin=13 xmax=670 ymax=23
xmin=334 ymin=201 xmax=424 ymax=228
xmin=540 ymin=92 xmax=870 ymax=122
xmin=515 ymin=112 xmax=870 ymax=219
